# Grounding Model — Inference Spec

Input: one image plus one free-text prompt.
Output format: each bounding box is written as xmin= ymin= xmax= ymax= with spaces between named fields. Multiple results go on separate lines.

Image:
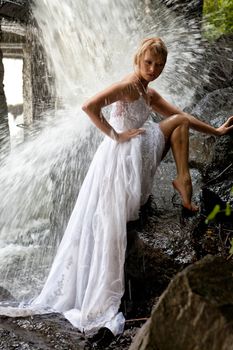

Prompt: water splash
xmin=32 ymin=0 xmax=203 ymax=106
xmin=0 ymin=0 xmax=204 ymax=301
xmin=0 ymin=108 xmax=97 ymax=300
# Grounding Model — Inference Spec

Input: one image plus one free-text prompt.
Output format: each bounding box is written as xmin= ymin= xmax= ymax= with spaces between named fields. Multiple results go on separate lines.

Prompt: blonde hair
xmin=134 ymin=37 xmax=168 ymax=66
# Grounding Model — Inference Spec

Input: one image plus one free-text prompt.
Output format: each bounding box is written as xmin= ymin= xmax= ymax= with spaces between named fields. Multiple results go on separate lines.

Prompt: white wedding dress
xmin=0 ymin=94 xmax=165 ymax=336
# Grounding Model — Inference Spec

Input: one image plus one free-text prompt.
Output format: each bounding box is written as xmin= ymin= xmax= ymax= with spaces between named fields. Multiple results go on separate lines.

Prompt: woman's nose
xmin=149 ymin=65 xmax=155 ymax=72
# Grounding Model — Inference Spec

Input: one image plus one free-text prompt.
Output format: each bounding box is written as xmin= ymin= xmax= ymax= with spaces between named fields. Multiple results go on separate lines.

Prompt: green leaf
xmin=205 ymin=204 xmax=221 ymax=223
xmin=229 ymin=239 xmax=233 ymax=255
xmin=230 ymin=186 xmax=233 ymax=197
xmin=225 ymin=202 xmax=231 ymax=216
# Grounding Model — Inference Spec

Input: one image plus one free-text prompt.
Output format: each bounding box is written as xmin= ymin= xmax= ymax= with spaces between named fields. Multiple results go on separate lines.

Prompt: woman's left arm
xmin=150 ymin=89 xmax=233 ymax=136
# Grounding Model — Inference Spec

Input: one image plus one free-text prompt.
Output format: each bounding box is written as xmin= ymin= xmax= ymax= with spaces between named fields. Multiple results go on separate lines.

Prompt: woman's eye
xmin=145 ymin=60 xmax=152 ymax=65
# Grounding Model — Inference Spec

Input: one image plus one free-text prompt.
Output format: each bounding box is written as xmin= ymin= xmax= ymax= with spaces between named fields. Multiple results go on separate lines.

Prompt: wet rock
xmin=0 ymin=287 xmax=15 ymax=302
xmin=185 ymin=85 xmax=233 ymax=263
xmin=203 ymin=35 xmax=233 ymax=94
xmin=200 ymin=130 xmax=233 ymax=222
xmin=189 ymin=87 xmax=233 ymax=172
xmin=0 ymin=312 xmax=142 ymax=350
xmin=209 ymin=34 xmax=233 ymax=87
xmin=191 ymin=87 xmax=233 ymax=124
xmin=129 ymin=255 xmax=233 ymax=350
xmin=192 ymin=218 xmax=233 ymax=261
xmin=202 ymin=174 xmax=233 ymax=213
xmin=0 ymin=313 xmax=86 ymax=350
xmin=187 ymin=86 xmax=233 ymax=221
xmin=161 ymin=0 xmax=203 ymax=22
xmin=124 ymin=194 xmax=202 ymax=319
xmin=153 ymin=162 xmax=201 ymax=210
xmin=203 ymin=132 xmax=233 ymax=179
xmin=189 ymin=132 xmax=216 ymax=170
xmin=0 ymin=0 xmax=30 ymax=23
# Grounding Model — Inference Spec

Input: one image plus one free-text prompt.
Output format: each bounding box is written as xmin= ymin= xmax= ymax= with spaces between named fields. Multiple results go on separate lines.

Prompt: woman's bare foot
xmin=172 ymin=177 xmax=199 ymax=212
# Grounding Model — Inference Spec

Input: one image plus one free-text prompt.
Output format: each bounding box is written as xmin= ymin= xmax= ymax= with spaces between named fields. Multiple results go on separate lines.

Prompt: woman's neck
xmin=134 ymin=73 xmax=148 ymax=94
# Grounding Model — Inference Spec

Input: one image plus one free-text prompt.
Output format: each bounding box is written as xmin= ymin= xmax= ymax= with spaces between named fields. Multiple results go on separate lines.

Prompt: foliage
xmin=229 ymin=239 xmax=233 ymax=255
xmin=205 ymin=186 xmax=233 ymax=224
xmin=203 ymin=0 xmax=233 ymax=39
xmin=205 ymin=187 xmax=233 ymax=258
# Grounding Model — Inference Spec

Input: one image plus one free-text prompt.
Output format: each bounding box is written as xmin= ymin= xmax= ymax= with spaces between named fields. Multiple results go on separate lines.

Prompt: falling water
xmin=0 ymin=0 xmax=203 ymax=302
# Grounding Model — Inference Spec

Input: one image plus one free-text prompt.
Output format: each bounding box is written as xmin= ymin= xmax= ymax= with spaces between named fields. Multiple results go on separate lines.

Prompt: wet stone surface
xmin=0 ymin=313 xmax=143 ymax=350
xmin=124 ymin=194 xmax=202 ymax=320
xmin=129 ymin=255 xmax=233 ymax=350
xmin=0 ymin=313 xmax=86 ymax=350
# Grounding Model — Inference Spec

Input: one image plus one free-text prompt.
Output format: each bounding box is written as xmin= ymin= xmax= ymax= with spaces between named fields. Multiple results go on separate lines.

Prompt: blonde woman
xmin=31 ymin=38 xmax=233 ymax=339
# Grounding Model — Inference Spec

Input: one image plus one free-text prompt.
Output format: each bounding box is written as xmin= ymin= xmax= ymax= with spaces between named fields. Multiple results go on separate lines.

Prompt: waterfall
xmin=32 ymin=0 xmax=202 ymax=106
xmin=0 ymin=0 xmax=203 ymax=302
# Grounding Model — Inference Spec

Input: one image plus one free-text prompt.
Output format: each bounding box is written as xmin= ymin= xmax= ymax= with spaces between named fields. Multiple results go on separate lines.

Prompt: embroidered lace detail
xmin=109 ymin=95 xmax=151 ymax=131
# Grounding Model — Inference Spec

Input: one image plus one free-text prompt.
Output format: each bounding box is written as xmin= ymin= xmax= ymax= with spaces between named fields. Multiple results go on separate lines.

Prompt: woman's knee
xmin=160 ymin=113 xmax=190 ymax=140
xmin=171 ymin=113 xmax=190 ymax=127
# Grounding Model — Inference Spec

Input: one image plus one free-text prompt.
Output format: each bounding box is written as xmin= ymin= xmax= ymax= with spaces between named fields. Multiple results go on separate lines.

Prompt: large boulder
xmin=130 ymin=255 xmax=233 ymax=350
xmin=189 ymin=87 xmax=233 ymax=217
xmin=191 ymin=87 xmax=233 ymax=123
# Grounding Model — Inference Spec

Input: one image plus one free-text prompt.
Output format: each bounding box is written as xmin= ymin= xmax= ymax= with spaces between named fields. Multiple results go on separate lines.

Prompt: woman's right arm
xmin=82 ymin=82 xmax=145 ymax=142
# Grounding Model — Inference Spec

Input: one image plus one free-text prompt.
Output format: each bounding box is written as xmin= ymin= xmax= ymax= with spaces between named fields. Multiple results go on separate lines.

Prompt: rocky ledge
xmin=130 ymin=255 xmax=233 ymax=350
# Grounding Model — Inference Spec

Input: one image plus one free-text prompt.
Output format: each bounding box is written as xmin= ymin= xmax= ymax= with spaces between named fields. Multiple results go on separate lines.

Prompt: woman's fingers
xmin=128 ymin=129 xmax=145 ymax=138
xmin=218 ymin=116 xmax=233 ymax=135
xmin=224 ymin=116 xmax=233 ymax=134
xmin=129 ymin=128 xmax=145 ymax=136
xmin=117 ymin=128 xmax=146 ymax=142
xmin=226 ymin=116 xmax=233 ymax=127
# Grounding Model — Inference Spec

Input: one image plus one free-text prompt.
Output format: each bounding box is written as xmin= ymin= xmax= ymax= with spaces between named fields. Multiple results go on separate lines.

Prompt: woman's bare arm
xmin=82 ymin=81 xmax=145 ymax=142
xmin=150 ymin=89 xmax=233 ymax=136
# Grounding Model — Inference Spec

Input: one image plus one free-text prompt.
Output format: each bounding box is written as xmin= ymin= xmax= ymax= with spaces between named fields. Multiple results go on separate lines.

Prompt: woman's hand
xmin=116 ymin=128 xmax=145 ymax=143
xmin=216 ymin=116 xmax=233 ymax=136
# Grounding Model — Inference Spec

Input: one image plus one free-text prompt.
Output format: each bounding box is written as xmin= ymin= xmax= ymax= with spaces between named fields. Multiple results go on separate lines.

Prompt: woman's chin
xmin=146 ymin=75 xmax=156 ymax=82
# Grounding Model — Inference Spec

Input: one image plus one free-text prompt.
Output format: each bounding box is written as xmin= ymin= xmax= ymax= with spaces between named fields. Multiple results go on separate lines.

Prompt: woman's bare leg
xmin=159 ymin=114 xmax=198 ymax=211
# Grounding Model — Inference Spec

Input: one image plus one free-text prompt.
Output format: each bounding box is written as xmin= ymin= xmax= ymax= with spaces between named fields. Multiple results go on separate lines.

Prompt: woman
xmin=82 ymin=37 xmax=232 ymax=211
xmin=31 ymin=37 xmax=232 ymax=334
xmin=2 ymin=38 xmax=232 ymax=339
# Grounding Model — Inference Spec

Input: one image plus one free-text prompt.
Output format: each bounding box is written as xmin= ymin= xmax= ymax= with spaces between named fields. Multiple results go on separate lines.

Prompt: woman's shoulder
xmin=120 ymin=73 xmax=138 ymax=86
xmin=107 ymin=75 xmax=136 ymax=95
xmin=89 ymin=74 xmax=140 ymax=105
xmin=148 ymin=87 xmax=162 ymax=100
xmin=106 ymin=74 xmax=139 ymax=102
xmin=121 ymin=73 xmax=143 ymax=100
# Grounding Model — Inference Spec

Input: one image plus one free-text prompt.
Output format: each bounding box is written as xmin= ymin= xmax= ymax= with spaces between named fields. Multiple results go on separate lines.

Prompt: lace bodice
xmin=109 ymin=95 xmax=151 ymax=131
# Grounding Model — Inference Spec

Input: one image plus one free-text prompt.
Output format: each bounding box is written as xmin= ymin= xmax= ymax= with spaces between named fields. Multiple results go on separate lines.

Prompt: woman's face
xmin=138 ymin=48 xmax=166 ymax=82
